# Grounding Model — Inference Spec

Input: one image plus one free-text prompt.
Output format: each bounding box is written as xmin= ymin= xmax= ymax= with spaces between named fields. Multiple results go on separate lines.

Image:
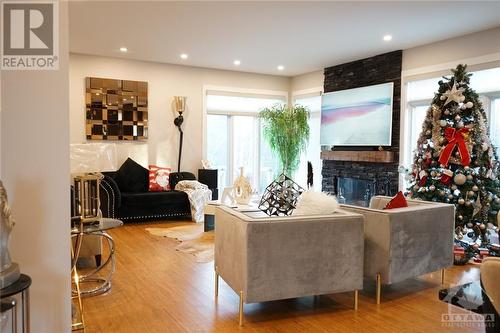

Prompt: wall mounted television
xmin=320 ymin=82 xmax=394 ymax=146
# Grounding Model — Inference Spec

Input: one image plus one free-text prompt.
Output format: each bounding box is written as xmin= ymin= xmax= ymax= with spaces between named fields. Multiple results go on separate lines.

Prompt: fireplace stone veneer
xmin=322 ymin=160 xmax=398 ymax=198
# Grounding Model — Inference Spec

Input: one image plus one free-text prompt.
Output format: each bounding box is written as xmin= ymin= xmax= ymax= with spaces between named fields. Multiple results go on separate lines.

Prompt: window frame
xmin=202 ymin=85 xmax=288 ymax=190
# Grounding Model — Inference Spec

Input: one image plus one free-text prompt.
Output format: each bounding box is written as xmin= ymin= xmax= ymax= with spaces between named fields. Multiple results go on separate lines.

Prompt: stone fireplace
xmin=322 ymin=159 xmax=398 ymax=206
xmin=320 ymin=51 xmax=402 ymax=203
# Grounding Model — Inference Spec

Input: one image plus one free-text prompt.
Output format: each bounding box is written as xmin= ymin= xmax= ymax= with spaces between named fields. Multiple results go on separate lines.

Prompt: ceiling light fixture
xmin=233 ymin=60 xmax=241 ymax=66
xmin=119 ymin=47 xmax=128 ymax=52
xmin=277 ymin=65 xmax=285 ymax=71
xmin=180 ymin=53 xmax=188 ymax=59
xmin=383 ymin=35 xmax=392 ymax=42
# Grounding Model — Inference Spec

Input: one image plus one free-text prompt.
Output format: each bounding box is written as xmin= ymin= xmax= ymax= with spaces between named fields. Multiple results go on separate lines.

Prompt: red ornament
xmin=440 ymin=169 xmax=453 ymax=185
xmin=439 ymin=127 xmax=471 ymax=167
xmin=419 ymin=176 xmax=428 ymax=187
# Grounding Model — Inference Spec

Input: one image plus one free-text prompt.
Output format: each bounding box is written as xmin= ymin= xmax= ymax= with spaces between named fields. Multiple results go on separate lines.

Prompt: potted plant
xmin=260 ymin=104 xmax=310 ymax=177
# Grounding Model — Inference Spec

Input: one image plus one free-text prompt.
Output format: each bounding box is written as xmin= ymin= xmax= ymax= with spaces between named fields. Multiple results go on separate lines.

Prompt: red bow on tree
xmin=438 ymin=127 xmax=470 ymax=167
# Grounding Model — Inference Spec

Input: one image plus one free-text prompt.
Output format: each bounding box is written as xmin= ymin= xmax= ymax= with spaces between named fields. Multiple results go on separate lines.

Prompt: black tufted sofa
xmin=99 ymin=158 xmax=196 ymax=222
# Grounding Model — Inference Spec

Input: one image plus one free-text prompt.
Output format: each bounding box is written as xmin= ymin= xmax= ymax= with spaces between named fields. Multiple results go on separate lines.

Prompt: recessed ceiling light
xmin=180 ymin=53 xmax=188 ymax=59
xmin=233 ymin=60 xmax=241 ymax=66
xmin=277 ymin=65 xmax=285 ymax=71
xmin=119 ymin=47 xmax=128 ymax=52
xmin=383 ymin=35 xmax=392 ymax=41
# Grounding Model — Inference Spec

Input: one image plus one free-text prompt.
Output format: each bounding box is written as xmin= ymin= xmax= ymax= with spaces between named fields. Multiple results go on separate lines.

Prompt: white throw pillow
xmin=292 ymin=191 xmax=339 ymax=216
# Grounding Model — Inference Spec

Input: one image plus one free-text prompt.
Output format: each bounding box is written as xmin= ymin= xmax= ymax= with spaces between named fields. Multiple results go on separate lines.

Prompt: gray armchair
xmin=341 ymin=196 xmax=455 ymax=304
xmin=214 ymin=206 xmax=365 ymax=325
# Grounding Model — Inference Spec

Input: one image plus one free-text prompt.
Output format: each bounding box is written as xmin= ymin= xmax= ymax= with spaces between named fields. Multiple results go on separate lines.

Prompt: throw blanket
xmin=175 ymin=180 xmax=212 ymax=222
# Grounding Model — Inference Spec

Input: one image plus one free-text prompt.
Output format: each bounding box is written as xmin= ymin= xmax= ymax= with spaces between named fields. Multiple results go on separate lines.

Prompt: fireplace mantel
xmin=320 ymin=150 xmax=395 ymax=163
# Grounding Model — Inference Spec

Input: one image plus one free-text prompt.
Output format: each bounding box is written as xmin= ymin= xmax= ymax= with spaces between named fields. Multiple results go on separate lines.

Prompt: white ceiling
xmin=69 ymin=1 xmax=500 ymax=77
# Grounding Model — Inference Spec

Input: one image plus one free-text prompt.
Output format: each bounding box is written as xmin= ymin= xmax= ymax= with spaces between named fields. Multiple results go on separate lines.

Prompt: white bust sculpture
xmin=0 ymin=180 xmax=20 ymax=288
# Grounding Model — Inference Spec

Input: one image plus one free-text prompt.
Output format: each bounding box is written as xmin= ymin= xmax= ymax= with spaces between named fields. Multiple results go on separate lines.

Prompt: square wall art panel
xmin=85 ymin=77 xmax=148 ymax=141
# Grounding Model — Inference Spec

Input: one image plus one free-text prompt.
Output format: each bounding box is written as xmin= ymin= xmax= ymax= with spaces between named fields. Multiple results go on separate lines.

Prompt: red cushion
xmin=149 ymin=165 xmax=171 ymax=192
xmin=384 ymin=191 xmax=408 ymax=209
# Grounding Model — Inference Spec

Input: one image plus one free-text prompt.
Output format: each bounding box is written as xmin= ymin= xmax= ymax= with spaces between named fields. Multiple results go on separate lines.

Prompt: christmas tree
xmin=407 ymin=64 xmax=500 ymax=262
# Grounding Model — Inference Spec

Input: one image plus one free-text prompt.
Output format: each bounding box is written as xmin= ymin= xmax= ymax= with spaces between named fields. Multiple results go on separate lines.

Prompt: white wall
xmin=70 ymin=54 xmax=290 ymax=174
xmin=403 ymin=26 xmax=500 ymax=74
xmin=0 ymin=3 xmax=71 ymax=333
xmin=291 ymin=70 xmax=323 ymax=93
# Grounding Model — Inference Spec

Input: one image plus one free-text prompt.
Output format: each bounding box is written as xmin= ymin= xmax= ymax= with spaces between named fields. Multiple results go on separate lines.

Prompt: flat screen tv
xmin=320 ymin=82 xmax=394 ymax=146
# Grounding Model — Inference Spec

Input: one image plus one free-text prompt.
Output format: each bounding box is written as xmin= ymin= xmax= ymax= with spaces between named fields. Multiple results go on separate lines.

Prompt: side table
xmin=0 ymin=274 xmax=31 ymax=333
xmin=71 ymin=218 xmax=123 ymax=297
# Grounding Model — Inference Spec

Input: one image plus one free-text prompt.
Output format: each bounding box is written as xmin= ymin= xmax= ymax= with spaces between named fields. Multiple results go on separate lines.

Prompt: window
xmin=293 ymin=92 xmax=322 ymax=190
xmin=205 ymin=89 xmax=286 ymax=193
xmin=405 ymin=67 xmax=500 ymax=168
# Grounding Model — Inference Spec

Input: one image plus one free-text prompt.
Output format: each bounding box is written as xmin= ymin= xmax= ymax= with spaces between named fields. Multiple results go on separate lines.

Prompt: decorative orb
xmin=429 ymin=185 xmax=436 ymax=191
xmin=467 ymin=222 xmax=473 ymax=228
xmin=466 ymin=102 xmax=473 ymax=108
xmin=482 ymin=143 xmax=489 ymax=151
xmin=430 ymin=171 xmax=437 ymax=177
xmin=472 ymin=244 xmax=480 ymax=250
xmin=444 ymin=110 xmax=450 ymax=115
xmin=455 ymin=115 xmax=461 ymax=121
xmin=425 ymin=130 xmax=431 ymax=135
xmin=464 ymin=166 xmax=470 ymax=170
xmin=466 ymin=174 xmax=473 ymax=181
xmin=418 ymin=158 xmax=423 ymax=163
xmin=414 ymin=185 xmax=420 ymax=191
xmin=458 ymin=215 xmax=464 ymax=220
xmin=495 ymin=197 xmax=500 ymax=204
xmin=440 ymin=95 xmax=446 ymax=100
xmin=439 ymin=137 xmax=445 ymax=144
xmin=457 ymin=121 xmax=464 ymax=128
xmin=465 ymin=200 xmax=472 ymax=206
xmin=455 ymin=151 xmax=461 ymax=157
xmin=439 ymin=190 xmax=445 ymax=196
xmin=440 ymin=120 xmax=447 ymax=127
xmin=480 ymin=223 xmax=486 ymax=230
xmin=451 ymin=185 xmax=458 ymax=190
xmin=472 ymin=185 xmax=479 ymax=192
xmin=448 ymin=194 xmax=454 ymax=200
xmin=454 ymin=174 xmax=467 ymax=185
xmin=458 ymin=198 xmax=465 ymax=205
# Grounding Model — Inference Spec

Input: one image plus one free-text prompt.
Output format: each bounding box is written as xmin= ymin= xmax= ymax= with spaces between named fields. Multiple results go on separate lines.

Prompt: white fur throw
xmin=292 ymin=191 xmax=339 ymax=216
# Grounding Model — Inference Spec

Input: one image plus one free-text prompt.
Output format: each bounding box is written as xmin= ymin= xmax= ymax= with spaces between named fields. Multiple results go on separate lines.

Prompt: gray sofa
xmin=214 ymin=206 xmax=365 ymax=325
xmin=341 ymin=196 xmax=455 ymax=304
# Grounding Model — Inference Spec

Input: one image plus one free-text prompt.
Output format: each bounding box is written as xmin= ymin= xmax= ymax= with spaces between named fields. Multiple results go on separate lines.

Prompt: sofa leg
xmin=239 ymin=291 xmax=244 ymax=326
xmin=215 ymin=267 xmax=219 ymax=299
xmin=441 ymin=268 xmax=445 ymax=285
xmin=376 ymin=273 xmax=381 ymax=305
xmin=354 ymin=290 xmax=359 ymax=310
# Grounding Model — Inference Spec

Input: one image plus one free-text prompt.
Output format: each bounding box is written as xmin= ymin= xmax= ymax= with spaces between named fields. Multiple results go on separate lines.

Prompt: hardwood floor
xmin=80 ymin=221 xmax=485 ymax=333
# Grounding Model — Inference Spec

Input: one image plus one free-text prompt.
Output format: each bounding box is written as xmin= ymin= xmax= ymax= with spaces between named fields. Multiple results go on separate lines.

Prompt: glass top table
xmin=71 ymin=218 xmax=123 ymax=234
xmin=71 ymin=217 xmax=123 ymax=297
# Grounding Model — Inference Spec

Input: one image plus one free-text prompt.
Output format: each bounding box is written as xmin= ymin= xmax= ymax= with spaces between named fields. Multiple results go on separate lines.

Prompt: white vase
xmin=0 ymin=181 xmax=20 ymax=288
xmin=233 ymin=167 xmax=252 ymax=205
